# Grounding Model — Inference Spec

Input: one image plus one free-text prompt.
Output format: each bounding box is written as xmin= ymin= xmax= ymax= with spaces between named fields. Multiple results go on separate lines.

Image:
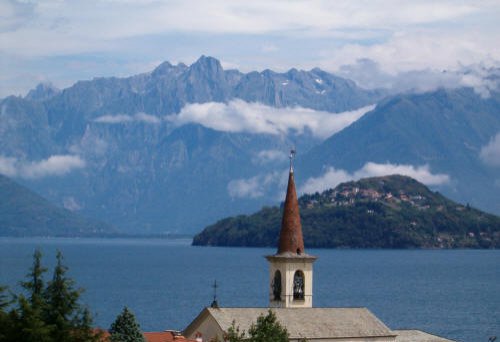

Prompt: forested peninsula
xmin=193 ymin=175 xmax=500 ymax=249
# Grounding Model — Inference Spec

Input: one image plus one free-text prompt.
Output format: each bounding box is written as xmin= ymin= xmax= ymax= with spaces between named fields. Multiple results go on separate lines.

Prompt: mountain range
xmin=0 ymin=56 xmax=498 ymax=235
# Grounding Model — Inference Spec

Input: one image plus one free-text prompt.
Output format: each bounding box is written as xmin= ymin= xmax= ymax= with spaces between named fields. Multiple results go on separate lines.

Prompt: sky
xmin=1 ymin=0 xmax=500 ymax=98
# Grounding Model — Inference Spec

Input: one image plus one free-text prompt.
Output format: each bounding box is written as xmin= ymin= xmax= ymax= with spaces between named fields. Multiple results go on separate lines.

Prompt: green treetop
xmin=248 ymin=310 xmax=288 ymax=342
xmin=109 ymin=307 xmax=146 ymax=342
xmin=222 ymin=310 xmax=289 ymax=342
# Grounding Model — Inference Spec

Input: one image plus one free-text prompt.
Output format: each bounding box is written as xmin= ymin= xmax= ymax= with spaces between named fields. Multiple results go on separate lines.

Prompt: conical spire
xmin=277 ymin=150 xmax=305 ymax=255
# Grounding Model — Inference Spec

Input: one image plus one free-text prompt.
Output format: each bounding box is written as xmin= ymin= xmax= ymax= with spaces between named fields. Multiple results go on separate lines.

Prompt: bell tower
xmin=266 ymin=150 xmax=317 ymax=308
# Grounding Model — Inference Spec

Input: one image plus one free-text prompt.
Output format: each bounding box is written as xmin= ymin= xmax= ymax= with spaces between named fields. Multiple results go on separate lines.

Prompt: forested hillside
xmin=193 ymin=175 xmax=500 ymax=248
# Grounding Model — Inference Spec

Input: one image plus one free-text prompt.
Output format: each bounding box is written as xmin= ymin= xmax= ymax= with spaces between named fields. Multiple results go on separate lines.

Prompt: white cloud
xmin=300 ymin=163 xmax=450 ymax=194
xmin=480 ymin=133 xmax=500 ymax=167
xmin=0 ymin=156 xmax=17 ymax=177
xmin=94 ymin=112 xmax=161 ymax=124
xmin=0 ymin=1 xmax=482 ymax=57
xmin=1 ymin=0 xmax=500 ymax=97
xmin=228 ymin=176 xmax=265 ymax=199
xmin=322 ymin=29 xmax=500 ymax=75
xmin=337 ymin=58 xmax=500 ymax=96
xmin=300 ymin=168 xmax=353 ymax=195
xmin=355 ymin=163 xmax=450 ymax=185
xmin=460 ymin=68 xmax=500 ymax=98
xmin=63 ymin=196 xmax=82 ymax=211
xmin=228 ymin=171 xmax=286 ymax=199
xmin=0 ymin=155 xmax=85 ymax=179
xmin=253 ymin=150 xmax=288 ymax=164
xmin=94 ymin=114 xmax=133 ymax=124
xmin=168 ymin=100 xmax=375 ymax=139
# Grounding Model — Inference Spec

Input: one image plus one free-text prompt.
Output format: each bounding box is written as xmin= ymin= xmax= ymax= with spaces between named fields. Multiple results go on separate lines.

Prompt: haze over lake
xmin=0 ymin=237 xmax=498 ymax=342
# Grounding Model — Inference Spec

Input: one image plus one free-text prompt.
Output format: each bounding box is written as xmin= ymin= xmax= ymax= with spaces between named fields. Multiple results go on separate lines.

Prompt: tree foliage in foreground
xmin=248 ymin=310 xmax=288 ymax=342
xmin=221 ymin=310 xmax=289 ymax=342
xmin=0 ymin=249 xmax=99 ymax=342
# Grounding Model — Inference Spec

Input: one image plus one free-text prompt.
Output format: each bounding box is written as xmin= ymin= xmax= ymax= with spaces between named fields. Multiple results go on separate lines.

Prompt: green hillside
xmin=0 ymin=174 xmax=114 ymax=236
xmin=193 ymin=175 xmax=500 ymax=248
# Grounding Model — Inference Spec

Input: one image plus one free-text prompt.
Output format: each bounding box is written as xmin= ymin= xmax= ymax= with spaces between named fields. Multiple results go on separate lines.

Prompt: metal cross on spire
xmin=289 ymin=148 xmax=296 ymax=173
xmin=210 ymin=280 xmax=219 ymax=308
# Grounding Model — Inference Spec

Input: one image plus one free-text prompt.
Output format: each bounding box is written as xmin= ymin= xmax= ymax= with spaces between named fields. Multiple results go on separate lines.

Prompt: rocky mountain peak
xmin=182 ymin=56 xmax=229 ymax=102
xmin=151 ymin=61 xmax=188 ymax=78
xmin=188 ymin=55 xmax=225 ymax=81
xmin=25 ymin=83 xmax=60 ymax=101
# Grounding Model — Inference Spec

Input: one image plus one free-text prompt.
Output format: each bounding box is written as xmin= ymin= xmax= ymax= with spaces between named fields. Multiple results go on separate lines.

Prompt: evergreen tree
xmin=109 ymin=307 xmax=146 ymax=342
xmin=73 ymin=307 xmax=101 ymax=342
xmin=12 ymin=296 xmax=53 ymax=342
xmin=44 ymin=250 xmax=80 ymax=340
xmin=12 ymin=249 xmax=53 ymax=342
xmin=0 ymin=286 xmax=13 ymax=342
xmin=1 ymin=250 xmax=97 ymax=342
xmin=44 ymin=250 xmax=93 ymax=342
xmin=21 ymin=249 xmax=47 ymax=307
xmin=248 ymin=310 xmax=288 ymax=342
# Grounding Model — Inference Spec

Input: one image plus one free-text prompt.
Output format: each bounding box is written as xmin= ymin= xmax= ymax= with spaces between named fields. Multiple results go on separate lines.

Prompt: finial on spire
xmin=210 ymin=280 xmax=219 ymax=308
xmin=289 ymin=148 xmax=296 ymax=173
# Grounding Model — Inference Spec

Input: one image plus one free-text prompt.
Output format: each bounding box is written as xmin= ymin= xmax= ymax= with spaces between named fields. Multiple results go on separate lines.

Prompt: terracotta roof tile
xmin=95 ymin=329 xmax=196 ymax=342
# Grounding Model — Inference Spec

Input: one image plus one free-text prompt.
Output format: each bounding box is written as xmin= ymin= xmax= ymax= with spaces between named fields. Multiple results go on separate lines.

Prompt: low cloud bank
xmin=93 ymin=101 xmax=374 ymax=139
xmin=169 ymin=100 xmax=375 ymax=139
xmin=0 ymin=155 xmax=85 ymax=179
xmin=253 ymin=150 xmax=288 ymax=164
xmin=94 ymin=112 xmax=161 ymax=124
xmin=300 ymin=163 xmax=450 ymax=195
xmin=338 ymin=59 xmax=500 ymax=98
xmin=480 ymin=133 xmax=500 ymax=167
xmin=228 ymin=171 xmax=286 ymax=199
xmin=227 ymin=162 xmax=450 ymax=199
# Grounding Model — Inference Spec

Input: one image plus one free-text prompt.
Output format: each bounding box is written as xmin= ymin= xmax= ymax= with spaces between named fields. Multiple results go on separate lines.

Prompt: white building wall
xmin=268 ymin=257 xmax=315 ymax=308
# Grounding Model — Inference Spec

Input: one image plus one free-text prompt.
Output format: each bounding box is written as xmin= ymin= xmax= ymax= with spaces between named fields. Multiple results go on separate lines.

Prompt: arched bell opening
xmin=293 ymin=270 xmax=305 ymax=300
xmin=272 ymin=270 xmax=282 ymax=301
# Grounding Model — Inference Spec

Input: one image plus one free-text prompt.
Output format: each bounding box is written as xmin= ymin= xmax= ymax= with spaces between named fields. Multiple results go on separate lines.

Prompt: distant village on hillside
xmin=305 ymin=186 xmax=432 ymax=210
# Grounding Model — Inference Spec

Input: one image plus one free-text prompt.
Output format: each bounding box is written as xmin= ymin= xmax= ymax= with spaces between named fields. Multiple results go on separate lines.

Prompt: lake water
xmin=0 ymin=238 xmax=498 ymax=342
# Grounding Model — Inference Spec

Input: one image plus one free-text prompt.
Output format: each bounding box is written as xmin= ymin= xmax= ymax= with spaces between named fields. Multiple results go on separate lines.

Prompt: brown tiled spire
xmin=277 ymin=150 xmax=305 ymax=255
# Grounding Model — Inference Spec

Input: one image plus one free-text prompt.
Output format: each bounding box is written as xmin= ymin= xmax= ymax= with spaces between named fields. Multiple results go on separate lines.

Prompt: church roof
xmin=393 ymin=330 xmax=456 ymax=342
xmin=277 ymin=169 xmax=305 ymax=255
xmin=184 ymin=307 xmax=396 ymax=339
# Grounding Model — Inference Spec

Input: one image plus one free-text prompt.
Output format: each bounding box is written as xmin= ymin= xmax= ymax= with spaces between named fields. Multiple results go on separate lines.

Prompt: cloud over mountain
xmin=253 ymin=150 xmax=288 ymax=164
xmin=300 ymin=163 xmax=450 ymax=195
xmin=480 ymin=133 xmax=500 ymax=167
xmin=4 ymin=1 xmax=499 ymax=98
xmin=94 ymin=112 xmax=161 ymax=124
xmin=227 ymin=162 xmax=450 ymax=199
xmin=337 ymin=59 xmax=500 ymax=96
xmin=168 ymin=100 xmax=375 ymax=138
xmin=227 ymin=171 xmax=287 ymax=199
xmin=0 ymin=155 xmax=85 ymax=179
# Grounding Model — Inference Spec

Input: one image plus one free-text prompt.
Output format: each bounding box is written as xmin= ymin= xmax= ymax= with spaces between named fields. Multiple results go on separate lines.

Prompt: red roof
xmin=94 ymin=329 xmax=196 ymax=342
xmin=144 ymin=331 xmax=196 ymax=342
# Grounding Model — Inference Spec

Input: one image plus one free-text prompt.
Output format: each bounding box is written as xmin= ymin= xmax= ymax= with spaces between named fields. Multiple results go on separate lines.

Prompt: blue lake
xmin=0 ymin=238 xmax=498 ymax=342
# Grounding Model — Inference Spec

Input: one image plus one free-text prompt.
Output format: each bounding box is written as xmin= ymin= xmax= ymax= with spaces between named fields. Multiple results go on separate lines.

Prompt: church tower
xmin=266 ymin=150 xmax=317 ymax=308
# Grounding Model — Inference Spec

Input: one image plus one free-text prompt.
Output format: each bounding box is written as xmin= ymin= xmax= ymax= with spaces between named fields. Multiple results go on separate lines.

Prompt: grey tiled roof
xmin=206 ymin=307 xmax=395 ymax=339
xmin=394 ymin=330 xmax=456 ymax=342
